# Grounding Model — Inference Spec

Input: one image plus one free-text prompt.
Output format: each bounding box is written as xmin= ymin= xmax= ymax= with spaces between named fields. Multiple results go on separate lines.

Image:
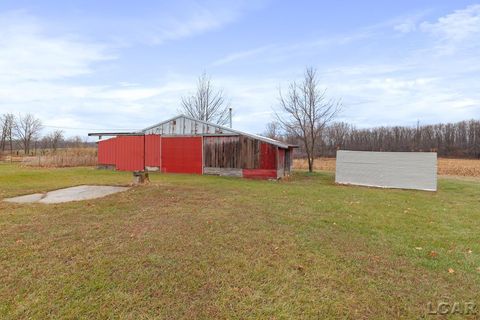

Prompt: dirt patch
xmin=3 ymin=185 xmax=129 ymax=204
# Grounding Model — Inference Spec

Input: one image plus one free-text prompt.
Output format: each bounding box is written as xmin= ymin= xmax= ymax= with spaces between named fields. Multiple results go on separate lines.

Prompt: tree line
xmin=270 ymin=119 xmax=480 ymax=160
xmin=319 ymin=120 xmax=480 ymax=158
xmin=0 ymin=113 xmax=90 ymax=156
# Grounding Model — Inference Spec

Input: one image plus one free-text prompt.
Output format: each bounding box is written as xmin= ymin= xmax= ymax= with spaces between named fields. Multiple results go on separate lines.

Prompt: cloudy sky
xmin=0 ymin=0 xmax=479 ymax=138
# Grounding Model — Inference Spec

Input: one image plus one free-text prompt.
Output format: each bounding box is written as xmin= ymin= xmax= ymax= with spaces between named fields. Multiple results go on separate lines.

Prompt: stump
xmin=133 ymin=171 xmax=149 ymax=184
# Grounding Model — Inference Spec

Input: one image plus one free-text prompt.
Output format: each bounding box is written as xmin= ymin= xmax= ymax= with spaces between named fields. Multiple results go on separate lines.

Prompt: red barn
xmin=89 ymin=115 xmax=296 ymax=179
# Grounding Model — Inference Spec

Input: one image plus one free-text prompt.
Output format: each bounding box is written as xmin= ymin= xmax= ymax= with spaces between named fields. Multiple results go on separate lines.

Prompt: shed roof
xmin=89 ymin=114 xmax=296 ymax=149
xmin=142 ymin=114 xmax=296 ymax=149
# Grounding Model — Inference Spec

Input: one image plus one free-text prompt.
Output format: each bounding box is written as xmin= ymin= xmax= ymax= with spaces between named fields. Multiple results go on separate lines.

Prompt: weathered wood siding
xmin=203 ymin=135 xmax=267 ymax=169
xmin=204 ymin=136 xmax=241 ymax=168
xmin=285 ymin=148 xmax=293 ymax=173
xmin=240 ymin=136 xmax=260 ymax=168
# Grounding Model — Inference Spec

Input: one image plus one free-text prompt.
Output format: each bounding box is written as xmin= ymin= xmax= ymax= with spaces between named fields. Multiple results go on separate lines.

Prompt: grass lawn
xmin=1 ymin=163 xmax=479 ymax=319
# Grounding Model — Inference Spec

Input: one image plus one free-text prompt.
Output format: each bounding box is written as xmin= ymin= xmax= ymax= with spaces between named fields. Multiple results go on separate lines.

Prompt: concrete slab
xmin=4 ymin=185 xmax=129 ymax=204
xmin=4 ymin=193 xmax=45 ymax=203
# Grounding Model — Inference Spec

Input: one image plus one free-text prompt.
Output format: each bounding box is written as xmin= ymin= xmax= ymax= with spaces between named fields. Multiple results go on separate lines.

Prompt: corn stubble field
xmin=0 ymin=163 xmax=479 ymax=319
xmin=293 ymin=157 xmax=480 ymax=177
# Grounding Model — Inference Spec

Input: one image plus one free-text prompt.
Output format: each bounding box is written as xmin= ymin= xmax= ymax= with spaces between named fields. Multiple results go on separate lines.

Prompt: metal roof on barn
xmin=89 ymin=114 xmax=294 ymax=149
xmin=141 ymin=114 xmax=294 ymax=149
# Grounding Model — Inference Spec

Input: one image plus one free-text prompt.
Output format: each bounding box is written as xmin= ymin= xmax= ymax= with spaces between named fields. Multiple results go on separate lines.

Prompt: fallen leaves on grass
xmin=295 ymin=265 xmax=305 ymax=272
xmin=429 ymin=251 xmax=438 ymax=258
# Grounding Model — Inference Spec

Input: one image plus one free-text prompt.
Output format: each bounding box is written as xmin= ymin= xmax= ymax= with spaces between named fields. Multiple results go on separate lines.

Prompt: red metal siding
xmin=161 ymin=137 xmax=202 ymax=174
xmin=115 ymin=136 xmax=145 ymax=171
xmin=145 ymin=134 xmax=161 ymax=167
xmin=98 ymin=138 xmax=116 ymax=165
xmin=242 ymin=169 xmax=277 ymax=179
xmin=260 ymin=142 xmax=277 ymax=170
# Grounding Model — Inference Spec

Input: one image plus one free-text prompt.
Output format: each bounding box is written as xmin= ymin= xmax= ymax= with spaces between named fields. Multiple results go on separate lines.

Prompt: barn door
xmin=161 ymin=137 xmax=202 ymax=174
xmin=145 ymin=134 xmax=161 ymax=170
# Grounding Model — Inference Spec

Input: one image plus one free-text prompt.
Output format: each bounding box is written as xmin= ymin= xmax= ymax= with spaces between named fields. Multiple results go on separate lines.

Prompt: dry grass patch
xmin=293 ymin=157 xmax=480 ymax=177
xmin=1 ymin=164 xmax=480 ymax=318
xmin=293 ymin=157 xmax=336 ymax=171
xmin=21 ymin=148 xmax=97 ymax=167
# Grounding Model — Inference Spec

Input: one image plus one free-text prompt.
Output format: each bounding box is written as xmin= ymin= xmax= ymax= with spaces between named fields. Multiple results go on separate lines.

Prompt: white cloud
xmin=148 ymin=6 xmax=235 ymax=44
xmin=394 ymin=20 xmax=417 ymax=33
xmin=210 ymin=30 xmax=373 ymax=67
xmin=122 ymin=1 xmax=262 ymax=45
xmin=420 ymin=4 xmax=480 ymax=42
xmin=211 ymin=45 xmax=274 ymax=66
xmin=0 ymin=11 xmax=113 ymax=82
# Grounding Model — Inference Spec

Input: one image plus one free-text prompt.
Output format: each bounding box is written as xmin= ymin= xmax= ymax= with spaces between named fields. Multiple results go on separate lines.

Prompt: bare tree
xmin=50 ymin=130 xmax=64 ymax=152
xmin=276 ymin=67 xmax=341 ymax=172
xmin=181 ymin=72 xmax=230 ymax=125
xmin=263 ymin=121 xmax=282 ymax=140
xmin=66 ymin=135 xmax=84 ymax=148
xmin=1 ymin=114 xmax=15 ymax=152
xmin=14 ymin=113 xmax=43 ymax=155
xmin=42 ymin=130 xmax=64 ymax=152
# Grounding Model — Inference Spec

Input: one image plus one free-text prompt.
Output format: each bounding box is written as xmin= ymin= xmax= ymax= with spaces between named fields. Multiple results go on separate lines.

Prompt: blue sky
xmin=0 ymin=0 xmax=479 ymax=138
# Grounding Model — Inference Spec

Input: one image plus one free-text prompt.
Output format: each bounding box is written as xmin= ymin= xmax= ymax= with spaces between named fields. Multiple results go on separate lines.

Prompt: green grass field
xmin=1 ymin=163 xmax=479 ymax=319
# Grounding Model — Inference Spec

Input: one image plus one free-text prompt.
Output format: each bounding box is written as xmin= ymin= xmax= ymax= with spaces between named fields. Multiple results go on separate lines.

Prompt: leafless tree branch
xmin=14 ymin=113 xmax=43 ymax=155
xmin=275 ymin=67 xmax=342 ymax=172
xmin=180 ymin=72 xmax=231 ymax=125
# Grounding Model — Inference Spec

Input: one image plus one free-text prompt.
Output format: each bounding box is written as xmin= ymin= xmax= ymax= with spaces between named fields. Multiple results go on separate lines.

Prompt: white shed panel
xmin=335 ymin=150 xmax=437 ymax=191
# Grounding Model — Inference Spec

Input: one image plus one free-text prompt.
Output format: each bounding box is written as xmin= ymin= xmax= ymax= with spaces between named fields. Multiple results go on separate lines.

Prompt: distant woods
xmin=320 ymin=120 xmax=480 ymax=158
xmin=0 ymin=113 xmax=90 ymax=156
xmin=266 ymin=119 xmax=480 ymax=159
